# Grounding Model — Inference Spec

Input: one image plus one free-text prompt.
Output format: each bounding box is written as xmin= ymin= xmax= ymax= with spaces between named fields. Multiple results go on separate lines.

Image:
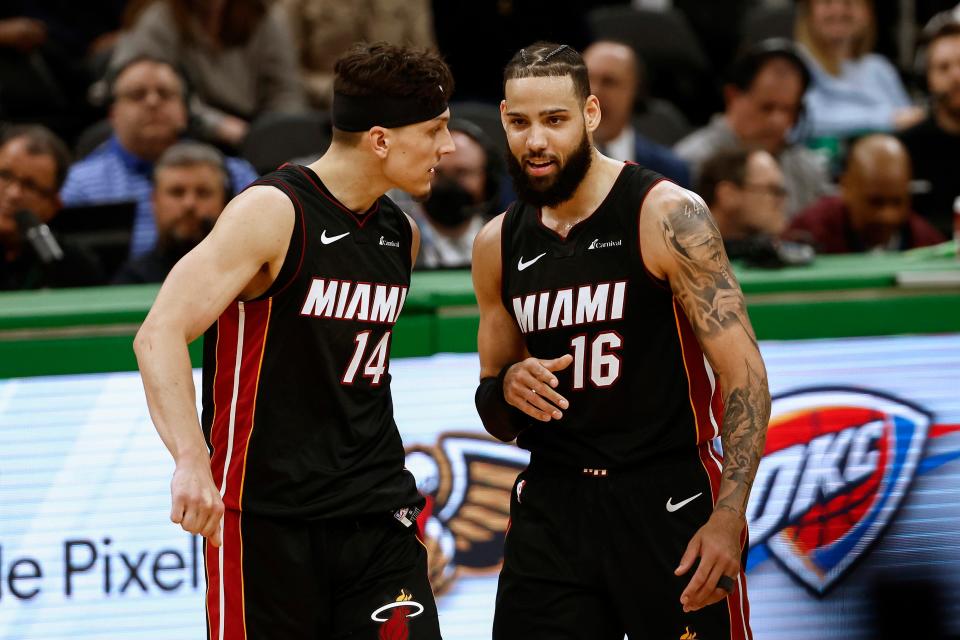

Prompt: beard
xmin=934 ymin=85 xmax=960 ymax=121
xmin=506 ymin=129 xmax=593 ymax=208
xmin=159 ymin=213 xmax=216 ymax=259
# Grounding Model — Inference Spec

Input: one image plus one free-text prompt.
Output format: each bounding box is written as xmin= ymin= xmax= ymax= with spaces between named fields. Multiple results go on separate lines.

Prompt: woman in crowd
xmin=795 ymin=0 xmax=924 ymax=139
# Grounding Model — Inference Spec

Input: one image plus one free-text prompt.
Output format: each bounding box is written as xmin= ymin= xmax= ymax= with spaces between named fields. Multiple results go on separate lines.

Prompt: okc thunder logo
xmin=404 ymin=391 xmax=960 ymax=599
xmin=744 ymin=387 xmax=959 ymax=595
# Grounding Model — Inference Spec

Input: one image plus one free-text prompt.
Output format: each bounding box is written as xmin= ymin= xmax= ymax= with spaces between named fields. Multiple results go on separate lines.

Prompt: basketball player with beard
xmin=135 ymin=43 xmax=452 ymax=638
xmin=473 ymin=42 xmax=770 ymax=639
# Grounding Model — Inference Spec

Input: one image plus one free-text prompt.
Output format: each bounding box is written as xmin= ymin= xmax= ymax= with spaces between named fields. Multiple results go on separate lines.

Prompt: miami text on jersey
xmin=511 ymin=281 xmax=627 ymax=334
xmin=299 ymin=278 xmax=408 ymax=324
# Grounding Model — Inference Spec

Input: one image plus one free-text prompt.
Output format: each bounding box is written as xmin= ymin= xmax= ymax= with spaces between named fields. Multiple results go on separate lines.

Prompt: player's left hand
xmin=674 ymin=508 xmax=744 ymax=612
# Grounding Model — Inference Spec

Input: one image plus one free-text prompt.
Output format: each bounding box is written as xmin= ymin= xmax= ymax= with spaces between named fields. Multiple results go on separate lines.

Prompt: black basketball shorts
xmin=493 ymin=442 xmax=751 ymax=640
xmin=205 ymin=508 xmax=442 ymax=639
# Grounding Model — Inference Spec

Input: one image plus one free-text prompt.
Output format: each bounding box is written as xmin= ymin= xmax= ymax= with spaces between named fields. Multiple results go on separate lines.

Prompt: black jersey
xmin=501 ymin=164 xmax=723 ymax=468
xmin=200 ymin=164 xmax=421 ymax=519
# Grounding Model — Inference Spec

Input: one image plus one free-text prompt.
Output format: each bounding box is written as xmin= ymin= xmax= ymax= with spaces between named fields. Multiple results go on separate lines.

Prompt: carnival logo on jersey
xmin=587 ymin=237 xmax=622 ymax=250
xmin=745 ymin=387 xmax=930 ymax=595
xmin=380 ymin=236 xmax=400 ymax=248
xmin=372 ymin=589 xmax=424 ymax=640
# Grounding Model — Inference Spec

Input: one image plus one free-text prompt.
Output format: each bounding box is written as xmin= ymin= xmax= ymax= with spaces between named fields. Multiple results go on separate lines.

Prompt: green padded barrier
xmin=1 ymin=247 xmax=958 ymax=378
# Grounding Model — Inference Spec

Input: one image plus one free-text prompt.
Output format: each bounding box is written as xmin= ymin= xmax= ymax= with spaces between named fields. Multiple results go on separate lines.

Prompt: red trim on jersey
xmin=206 ymin=510 xmax=246 ymax=640
xmin=206 ymin=299 xmax=269 ymax=640
xmin=200 ymin=308 xmax=224 ymax=640
xmin=697 ymin=440 xmax=723 ymax=504
xmin=673 ymin=300 xmax=722 ymax=443
xmin=209 ymin=305 xmax=240 ymax=491
xmin=237 ymin=299 xmax=271 ymax=502
xmin=695 ymin=442 xmax=752 ymax=639
xmin=697 ymin=444 xmax=752 ymax=640
xmin=225 ymin=301 xmax=270 ymax=510
xmin=712 ymin=384 xmax=726 ymax=431
xmin=726 ymin=514 xmax=753 ymax=640
xmin=293 ymin=164 xmax=379 ymax=228
xmin=205 ymin=538 xmax=219 ymax=639
xmin=729 ymin=553 xmax=753 ymax=640
xmin=227 ymin=510 xmax=247 ymax=640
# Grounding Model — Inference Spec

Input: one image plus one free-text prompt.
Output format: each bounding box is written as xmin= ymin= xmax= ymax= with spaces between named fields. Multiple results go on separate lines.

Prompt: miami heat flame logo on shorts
xmin=372 ymin=589 xmax=424 ymax=640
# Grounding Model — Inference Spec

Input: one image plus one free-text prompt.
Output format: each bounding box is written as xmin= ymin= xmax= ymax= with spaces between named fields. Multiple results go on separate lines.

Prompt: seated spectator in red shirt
xmin=785 ymin=134 xmax=944 ymax=253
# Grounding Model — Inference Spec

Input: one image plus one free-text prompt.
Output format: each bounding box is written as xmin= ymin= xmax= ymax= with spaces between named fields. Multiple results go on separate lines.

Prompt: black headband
xmin=332 ymin=92 xmax=448 ymax=132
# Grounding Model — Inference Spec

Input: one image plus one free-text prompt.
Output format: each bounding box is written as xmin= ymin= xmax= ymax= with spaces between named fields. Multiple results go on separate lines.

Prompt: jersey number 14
xmin=342 ymin=330 xmax=391 ymax=386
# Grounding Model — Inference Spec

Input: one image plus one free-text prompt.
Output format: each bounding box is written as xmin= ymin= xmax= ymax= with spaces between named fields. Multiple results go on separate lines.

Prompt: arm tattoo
xmin=716 ymin=359 xmax=771 ymax=516
xmin=661 ymin=192 xmax=770 ymax=516
xmin=661 ymin=194 xmax=757 ymax=346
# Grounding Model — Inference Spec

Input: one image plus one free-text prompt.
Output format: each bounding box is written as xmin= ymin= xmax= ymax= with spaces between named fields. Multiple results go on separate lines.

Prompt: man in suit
xmin=583 ymin=40 xmax=691 ymax=187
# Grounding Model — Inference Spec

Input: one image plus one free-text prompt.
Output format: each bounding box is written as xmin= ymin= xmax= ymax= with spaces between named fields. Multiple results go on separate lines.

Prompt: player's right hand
xmin=503 ymin=354 xmax=573 ymax=422
xmin=170 ymin=455 xmax=224 ymax=547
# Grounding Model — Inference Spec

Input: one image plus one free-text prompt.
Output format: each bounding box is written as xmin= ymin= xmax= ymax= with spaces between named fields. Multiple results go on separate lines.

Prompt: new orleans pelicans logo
xmin=404 ymin=433 xmax=530 ymax=593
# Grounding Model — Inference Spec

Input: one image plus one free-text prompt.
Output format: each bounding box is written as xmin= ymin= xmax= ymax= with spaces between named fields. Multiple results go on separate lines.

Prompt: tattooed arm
xmin=640 ymin=183 xmax=771 ymax=612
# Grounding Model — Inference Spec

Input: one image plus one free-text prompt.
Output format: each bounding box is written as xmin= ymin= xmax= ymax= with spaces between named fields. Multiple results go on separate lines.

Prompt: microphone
xmin=14 ymin=209 xmax=64 ymax=264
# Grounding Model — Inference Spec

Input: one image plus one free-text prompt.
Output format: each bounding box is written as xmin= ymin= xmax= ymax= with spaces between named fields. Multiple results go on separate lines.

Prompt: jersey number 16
xmin=569 ymin=331 xmax=623 ymax=389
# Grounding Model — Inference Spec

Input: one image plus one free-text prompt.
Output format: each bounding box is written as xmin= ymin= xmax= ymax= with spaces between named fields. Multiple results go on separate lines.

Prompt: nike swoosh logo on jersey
xmin=320 ymin=230 xmax=350 ymax=245
xmin=517 ymin=252 xmax=547 ymax=271
xmin=665 ymin=492 xmax=703 ymax=513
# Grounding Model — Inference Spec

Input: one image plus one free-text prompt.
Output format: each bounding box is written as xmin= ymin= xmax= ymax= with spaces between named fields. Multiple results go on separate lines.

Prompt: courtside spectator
xmin=60 ymin=56 xmax=257 ymax=256
xmin=113 ymin=142 xmax=228 ymax=284
xmin=583 ymin=40 xmax=691 ymax=187
xmin=699 ymin=148 xmax=789 ymax=258
xmin=675 ymin=39 xmax=831 ymax=217
xmin=795 ymin=0 xmax=924 ymax=139
xmin=0 ymin=126 xmax=103 ymax=289
xmin=786 ymin=134 xmax=944 ymax=253
xmin=391 ymin=120 xmax=501 ymax=269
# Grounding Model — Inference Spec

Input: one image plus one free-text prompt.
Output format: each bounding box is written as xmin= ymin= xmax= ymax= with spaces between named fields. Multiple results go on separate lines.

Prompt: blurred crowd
xmin=2 ymin=0 xmax=959 ymax=290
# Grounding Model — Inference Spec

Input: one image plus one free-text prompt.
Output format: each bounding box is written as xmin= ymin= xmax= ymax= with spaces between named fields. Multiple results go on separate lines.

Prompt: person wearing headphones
xmin=675 ymin=39 xmax=830 ymax=217
xmin=112 ymin=141 xmax=229 ymax=284
xmin=60 ymin=55 xmax=258 ymax=257
xmin=399 ymin=118 xmax=503 ymax=269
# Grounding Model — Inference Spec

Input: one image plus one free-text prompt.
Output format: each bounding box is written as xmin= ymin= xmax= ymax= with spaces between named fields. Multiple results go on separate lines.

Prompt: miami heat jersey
xmin=200 ymin=164 xmax=421 ymax=519
xmin=501 ymin=163 xmax=723 ymax=468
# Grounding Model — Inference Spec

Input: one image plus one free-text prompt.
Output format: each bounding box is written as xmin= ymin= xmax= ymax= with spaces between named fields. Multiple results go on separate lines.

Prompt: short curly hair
xmin=334 ymin=42 xmax=454 ymax=108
